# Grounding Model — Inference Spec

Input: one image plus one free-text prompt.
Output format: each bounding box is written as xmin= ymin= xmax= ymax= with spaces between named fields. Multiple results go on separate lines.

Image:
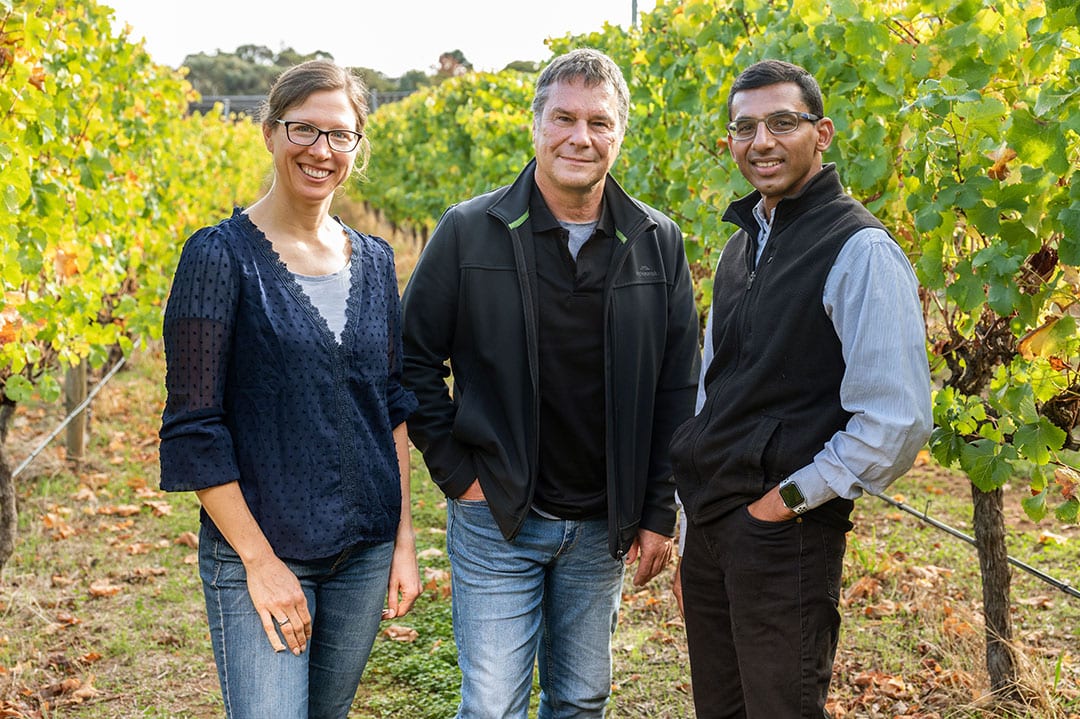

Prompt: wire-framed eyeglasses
xmin=274 ymin=119 xmax=363 ymax=153
xmin=726 ymin=111 xmax=821 ymax=141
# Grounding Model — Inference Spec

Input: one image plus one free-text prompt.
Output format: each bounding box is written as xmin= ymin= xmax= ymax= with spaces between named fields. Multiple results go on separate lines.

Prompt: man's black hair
xmin=727 ymin=60 xmax=824 ymax=118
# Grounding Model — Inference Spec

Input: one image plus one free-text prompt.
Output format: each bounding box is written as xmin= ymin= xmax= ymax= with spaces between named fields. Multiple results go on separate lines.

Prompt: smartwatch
xmin=778 ymin=479 xmax=809 ymax=514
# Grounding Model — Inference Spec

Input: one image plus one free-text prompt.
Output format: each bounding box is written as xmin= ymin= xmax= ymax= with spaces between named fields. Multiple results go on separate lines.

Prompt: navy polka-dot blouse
xmin=159 ymin=209 xmax=417 ymax=561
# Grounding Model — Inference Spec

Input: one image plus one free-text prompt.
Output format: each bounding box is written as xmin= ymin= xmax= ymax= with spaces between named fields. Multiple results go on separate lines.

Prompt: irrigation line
xmin=872 ymin=492 xmax=1080 ymax=600
xmin=11 ymin=355 xmax=127 ymax=480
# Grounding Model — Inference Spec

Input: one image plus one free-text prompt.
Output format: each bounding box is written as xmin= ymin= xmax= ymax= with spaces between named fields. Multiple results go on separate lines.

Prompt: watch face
xmin=779 ymin=481 xmax=805 ymax=509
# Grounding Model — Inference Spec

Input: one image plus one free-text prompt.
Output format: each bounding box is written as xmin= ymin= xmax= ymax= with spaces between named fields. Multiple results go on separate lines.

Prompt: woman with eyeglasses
xmin=159 ymin=59 xmax=420 ymax=719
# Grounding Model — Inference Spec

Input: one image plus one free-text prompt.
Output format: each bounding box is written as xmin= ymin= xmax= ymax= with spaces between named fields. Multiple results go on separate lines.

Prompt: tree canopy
xmin=178 ymin=44 xmax=537 ymax=98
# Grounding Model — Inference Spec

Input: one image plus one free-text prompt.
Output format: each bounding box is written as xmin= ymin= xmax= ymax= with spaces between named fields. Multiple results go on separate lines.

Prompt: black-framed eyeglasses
xmin=274 ymin=119 xmax=363 ymax=153
xmin=726 ymin=111 xmax=821 ymax=141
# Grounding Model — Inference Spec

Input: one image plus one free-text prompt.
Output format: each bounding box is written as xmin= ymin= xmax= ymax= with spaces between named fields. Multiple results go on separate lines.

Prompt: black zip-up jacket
xmin=401 ymin=160 xmax=701 ymax=558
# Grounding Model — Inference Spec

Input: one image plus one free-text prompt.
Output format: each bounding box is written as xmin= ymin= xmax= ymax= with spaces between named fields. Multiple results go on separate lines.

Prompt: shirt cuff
xmin=783 ymin=467 xmax=840 ymax=512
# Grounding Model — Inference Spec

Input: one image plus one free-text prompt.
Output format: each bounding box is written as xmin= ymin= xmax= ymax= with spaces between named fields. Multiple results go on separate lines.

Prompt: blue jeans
xmin=199 ymin=527 xmax=393 ymax=719
xmin=446 ymin=499 xmax=625 ymax=719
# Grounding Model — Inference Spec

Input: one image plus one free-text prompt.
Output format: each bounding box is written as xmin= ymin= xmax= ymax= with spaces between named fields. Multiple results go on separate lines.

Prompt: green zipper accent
xmin=508 ymin=209 xmax=530 ymax=229
xmin=615 ymin=229 xmax=629 ymax=243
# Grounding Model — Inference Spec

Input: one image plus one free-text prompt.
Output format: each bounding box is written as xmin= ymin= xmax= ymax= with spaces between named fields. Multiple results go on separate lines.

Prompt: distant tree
xmin=398 ymin=69 xmax=434 ymax=92
xmin=503 ymin=60 xmax=543 ymax=73
xmin=181 ymin=45 xmax=334 ymax=97
xmin=276 ymin=46 xmax=334 ymax=68
xmin=436 ymin=49 xmax=471 ymax=78
xmin=181 ymin=52 xmax=278 ymax=95
xmin=234 ymin=43 xmax=276 ymax=66
xmin=179 ymin=45 xmax=535 ymax=104
xmin=352 ymin=67 xmax=398 ymax=95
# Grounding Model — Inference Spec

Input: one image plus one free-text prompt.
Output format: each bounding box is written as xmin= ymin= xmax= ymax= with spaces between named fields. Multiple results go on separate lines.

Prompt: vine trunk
xmin=970 ymin=484 xmax=1021 ymax=701
xmin=0 ymin=399 xmax=16 ymax=571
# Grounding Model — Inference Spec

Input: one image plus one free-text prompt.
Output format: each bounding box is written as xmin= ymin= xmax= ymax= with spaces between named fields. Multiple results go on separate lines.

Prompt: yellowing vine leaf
xmin=986 ymin=146 xmax=1017 ymax=181
xmin=1017 ymin=315 xmax=1066 ymax=360
xmin=1056 ymin=466 xmax=1079 ymax=501
xmin=0 ymin=307 xmax=22 ymax=345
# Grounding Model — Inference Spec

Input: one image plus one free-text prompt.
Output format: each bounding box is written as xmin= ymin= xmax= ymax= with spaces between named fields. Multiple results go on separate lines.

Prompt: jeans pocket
xmin=199 ymin=535 xmax=247 ymax=590
xmin=736 ymin=505 xmax=800 ymax=561
xmin=454 ymin=497 xmax=490 ymax=508
xmin=740 ymin=503 xmax=796 ymax=530
xmin=447 ymin=497 xmax=500 ymax=563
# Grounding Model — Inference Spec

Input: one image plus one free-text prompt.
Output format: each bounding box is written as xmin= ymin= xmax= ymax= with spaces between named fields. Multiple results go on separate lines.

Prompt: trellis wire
xmin=872 ymin=491 xmax=1079 ymax=600
xmin=11 ymin=355 xmax=127 ymax=479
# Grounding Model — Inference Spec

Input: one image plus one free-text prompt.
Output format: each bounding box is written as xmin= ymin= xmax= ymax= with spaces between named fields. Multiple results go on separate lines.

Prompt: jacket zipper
xmin=686 ymin=229 xmax=757 ymax=493
xmin=745 ymin=228 xmax=758 ymax=291
xmin=604 ymin=224 xmax=647 ymax=559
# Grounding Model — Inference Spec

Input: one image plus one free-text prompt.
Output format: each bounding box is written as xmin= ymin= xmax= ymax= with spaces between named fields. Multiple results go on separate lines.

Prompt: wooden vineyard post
xmin=64 ymin=360 xmax=88 ymax=462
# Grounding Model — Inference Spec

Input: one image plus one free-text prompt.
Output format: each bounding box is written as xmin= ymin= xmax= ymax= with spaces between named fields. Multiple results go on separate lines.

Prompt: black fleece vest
xmin=670 ymin=166 xmax=887 ymax=529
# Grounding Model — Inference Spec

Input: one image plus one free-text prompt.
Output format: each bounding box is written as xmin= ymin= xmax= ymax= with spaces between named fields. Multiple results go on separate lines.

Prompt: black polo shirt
xmin=530 ymin=185 xmax=615 ymax=520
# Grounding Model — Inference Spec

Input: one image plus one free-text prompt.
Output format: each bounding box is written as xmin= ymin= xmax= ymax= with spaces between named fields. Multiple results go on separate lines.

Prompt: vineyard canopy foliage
xmin=1 ymin=0 xmax=266 ymax=403
xmin=358 ymin=0 xmax=1080 ymax=523
xmin=2 ymin=0 xmax=1078 ymax=530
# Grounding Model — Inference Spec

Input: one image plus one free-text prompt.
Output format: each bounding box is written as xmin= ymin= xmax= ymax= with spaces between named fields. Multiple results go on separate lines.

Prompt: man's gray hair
xmin=532 ymin=48 xmax=630 ymax=132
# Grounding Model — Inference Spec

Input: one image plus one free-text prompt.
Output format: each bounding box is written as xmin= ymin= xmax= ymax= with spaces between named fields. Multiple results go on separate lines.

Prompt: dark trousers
xmin=681 ymin=506 xmax=847 ymax=719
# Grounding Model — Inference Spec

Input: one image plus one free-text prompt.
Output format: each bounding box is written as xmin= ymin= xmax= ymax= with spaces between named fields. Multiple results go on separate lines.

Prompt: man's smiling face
xmin=727 ymin=81 xmax=834 ymax=218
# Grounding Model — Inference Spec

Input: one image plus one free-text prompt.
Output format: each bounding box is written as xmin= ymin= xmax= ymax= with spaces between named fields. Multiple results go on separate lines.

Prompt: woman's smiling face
xmin=264 ymin=88 xmax=360 ymax=203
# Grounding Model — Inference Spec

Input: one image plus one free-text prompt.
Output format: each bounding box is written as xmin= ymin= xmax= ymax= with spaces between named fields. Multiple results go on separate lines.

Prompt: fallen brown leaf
xmin=1015 ymin=594 xmax=1053 ymax=609
xmin=844 ymin=575 xmax=881 ymax=603
xmin=942 ymin=614 xmax=975 ymax=638
xmin=384 ymin=624 xmax=419 ymax=642
xmin=175 ymin=531 xmax=199 ymax=548
xmin=72 ymin=486 xmax=97 ymax=502
xmin=88 ymin=580 xmax=123 ymax=597
xmin=423 ymin=567 xmax=451 ymax=598
xmin=98 ymin=504 xmax=140 ymax=517
xmin=42 ymin=512 xmax=76 ymax=539
xmin=143 ymin=500 xmax=172 ymax=516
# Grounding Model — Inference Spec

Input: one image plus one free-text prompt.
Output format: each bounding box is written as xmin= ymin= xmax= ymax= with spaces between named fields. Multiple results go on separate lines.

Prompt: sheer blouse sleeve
xmin=158 ymin=227 xmax=242 ymax=491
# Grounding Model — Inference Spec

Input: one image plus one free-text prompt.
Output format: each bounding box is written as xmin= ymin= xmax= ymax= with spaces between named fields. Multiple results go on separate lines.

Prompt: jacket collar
xmin=722 ymin=163 xmax=844 ymax=237
xmin=489 ymin=158 xmax=656 ymax=243
xmin=528 ymin=182 xmax=617 ymax=239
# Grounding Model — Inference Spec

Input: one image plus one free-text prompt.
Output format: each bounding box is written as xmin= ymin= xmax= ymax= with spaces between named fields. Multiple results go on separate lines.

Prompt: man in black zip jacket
xmin=669 ymin=60 xmax=931 ymax=718
xmin=401 ymin=48 xmax=700 ymax=719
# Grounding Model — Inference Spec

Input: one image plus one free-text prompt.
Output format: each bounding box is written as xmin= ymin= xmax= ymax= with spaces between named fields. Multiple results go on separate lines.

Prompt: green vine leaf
xmin=1021 ymin=489 xmax=1048 ymax=522
xmin=1053 ymin=497 xmax=1079 ymax=523
xmin=3 ymin=374 xmax=33 ymax=403
xmin=1014 ymin=418 xmax=1067 ymax=465
xmin=961 ymin=440 xmax=1018 ymax=492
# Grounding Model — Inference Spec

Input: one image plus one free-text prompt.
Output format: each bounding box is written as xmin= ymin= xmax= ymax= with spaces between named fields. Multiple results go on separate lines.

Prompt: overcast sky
xmin=103 ymin=0 xmax=659 ymax=77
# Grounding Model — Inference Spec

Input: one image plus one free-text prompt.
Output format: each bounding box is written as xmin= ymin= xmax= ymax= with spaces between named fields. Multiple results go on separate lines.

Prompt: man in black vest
xmin=669 ymin=60 xmax=932 ymax=718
